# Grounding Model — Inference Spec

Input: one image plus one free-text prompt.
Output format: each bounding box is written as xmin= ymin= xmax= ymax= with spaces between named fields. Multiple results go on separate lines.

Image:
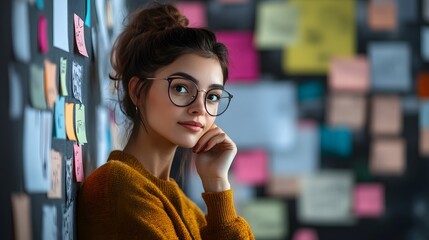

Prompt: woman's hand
xmin=193 ymin=124 xmax=237 ymax=192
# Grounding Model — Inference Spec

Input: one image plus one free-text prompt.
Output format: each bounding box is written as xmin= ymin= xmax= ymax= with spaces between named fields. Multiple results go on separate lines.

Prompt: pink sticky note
xmin=73 ymin=143 xmax=84 ymax=182
xmin=293 ymin=228 xmax=318 ymax=240
xmin=233 ymin=149 xmax=267 ymax=185
xmin=215 ymin=31 xmax=259 ymax=82
xmin=354 ymin=183 xmax=384 ymax=217
xmin=38 ymin=15 xmax=49 ymax=53
xmin=175 ymin=2 xmax=206 ymax=27
xmin=74 ymin=14 xmax=89 ymax=57
xmin=329 ymin=56 xmax=369 ymax=92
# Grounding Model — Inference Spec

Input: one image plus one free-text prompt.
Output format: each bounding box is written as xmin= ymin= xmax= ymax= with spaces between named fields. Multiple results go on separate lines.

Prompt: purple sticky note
xmin=233 ymin=149 xmax=267 ymax=185
xmin=215 ymin=31 xmax=260 ymax=82
xmin=353 ymin=183 xmax=384 ymax=217
xmin=38 ymin=15 xmax=49 ymax=53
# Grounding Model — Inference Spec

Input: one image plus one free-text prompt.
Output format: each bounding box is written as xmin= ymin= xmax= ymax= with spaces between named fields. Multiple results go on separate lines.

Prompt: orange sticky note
xmin=418 ymin=72 xmax=429 ymax=99
xmin=368 ymin=1 xmax=397 ymax=31
xmin=370 ymin=138 xmax=405 ymax=175
xmin=73 ymin=143 xmax=84 ymax=182
xmin=44 ymin=59 xmax=58 ymax=109
xmin=371 ymin=95 xmax=402 ymax=136
xmin=267 ymin=176 xmax=300 ymax=198
xmin=74 ymin=14 xmax=89 ymax=57
xmin=329 ymin=56 xmax=369 ymax=92
xmin=48 ymin=149 xmax=62 ymax=199
xmin=353 ymin=183 xmax=384 ymax=217
xmin=38 ymin=15 xmax=49 ymax=53
xmin=11 ymin=193 xmax=32 ymax=240
xmin=65 ymin=103 xmax=77 ymax=141
xmin=233 ymin=149 xmax=268 ymax=185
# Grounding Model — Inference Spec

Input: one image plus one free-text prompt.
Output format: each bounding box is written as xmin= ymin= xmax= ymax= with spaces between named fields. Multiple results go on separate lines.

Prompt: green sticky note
xmin=60 ymin=57 xmax=68 ymax=96
xmin=30 ymin=64 xmax=47 ymax=109
xmin=75 ymin=104 xmax=88 ymax=144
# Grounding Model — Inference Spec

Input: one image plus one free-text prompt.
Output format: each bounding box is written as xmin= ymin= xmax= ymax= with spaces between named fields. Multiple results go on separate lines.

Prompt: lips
xmin=178 ymin=121 xmax=204 ymax=132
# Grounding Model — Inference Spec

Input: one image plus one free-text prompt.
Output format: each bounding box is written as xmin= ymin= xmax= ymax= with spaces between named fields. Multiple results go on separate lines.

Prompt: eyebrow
xmin=168 ymin=72 xmax=224 ymax=89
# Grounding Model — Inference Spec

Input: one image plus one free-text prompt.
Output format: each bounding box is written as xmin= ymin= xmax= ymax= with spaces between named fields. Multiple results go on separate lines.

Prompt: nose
xmin=188 ymin=90 xmax=206 ymax=115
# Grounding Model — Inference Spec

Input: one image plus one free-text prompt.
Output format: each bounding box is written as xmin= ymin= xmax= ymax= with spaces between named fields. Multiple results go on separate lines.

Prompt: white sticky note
xmin=42 ymin=205 xmax=58 ymax=240
xmin=12 ymin=1 xmax=31 ymax=62
xmin=53 ymin=0 xmax=69 ymax=52
xmin=215 ymin=82 xmax=297 ymax=150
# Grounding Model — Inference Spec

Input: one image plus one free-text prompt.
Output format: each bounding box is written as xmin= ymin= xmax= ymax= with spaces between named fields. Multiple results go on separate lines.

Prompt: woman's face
xmin=143 ymin=53 xmax=224 ymax=148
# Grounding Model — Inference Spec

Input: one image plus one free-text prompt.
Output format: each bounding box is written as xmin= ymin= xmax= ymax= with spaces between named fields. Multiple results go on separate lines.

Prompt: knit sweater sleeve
xmin=200 ymin=190 xmax=255 ymax=240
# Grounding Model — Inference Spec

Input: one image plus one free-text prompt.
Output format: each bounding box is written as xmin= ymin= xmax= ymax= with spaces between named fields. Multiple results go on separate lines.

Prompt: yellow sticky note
xmin=75 ymin=103 xmax=88 ymax=144
xmin=65 ymin=103 xmax=77 ymax=141
xmin=48 ymin=149 xmax=62 ymax=199
xmin=44 ymin=59 xmax=58 ymax=109
xmin=283 ymin=0 xmax=355 ymax=74
xmin=60 ymin=57 xmax=68 ymax=96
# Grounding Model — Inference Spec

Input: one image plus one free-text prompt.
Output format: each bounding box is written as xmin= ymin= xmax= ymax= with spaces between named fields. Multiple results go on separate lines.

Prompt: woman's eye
xmin=174 ymin=85 xmax=188 ymax=93
xmin=207 ymin=94 xmax=220 ymax=102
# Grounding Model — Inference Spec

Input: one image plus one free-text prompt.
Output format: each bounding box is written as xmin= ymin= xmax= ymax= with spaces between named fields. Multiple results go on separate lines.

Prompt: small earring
xmin=135 ymin=106 xmax=138 ymax=113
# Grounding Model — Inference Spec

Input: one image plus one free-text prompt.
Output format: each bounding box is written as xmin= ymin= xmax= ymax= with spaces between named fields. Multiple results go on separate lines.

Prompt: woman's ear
xmin=128 ymin=76 xmax=141 ymax=107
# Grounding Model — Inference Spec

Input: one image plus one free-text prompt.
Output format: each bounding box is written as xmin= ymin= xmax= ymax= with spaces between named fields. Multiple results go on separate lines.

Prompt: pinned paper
xmin=320 ymin=126 xmax=352 ymax=157
xmin=418 ymin=72 xmax=429 ymax=99
xmin=60 ymin=57 xmax=69 ymax=96
xmin=367 ymin=0 xmax=397 ymax=31
xmin=75 ymin=104 xmax=88 ymax=144
xmin=370 ymin=138 xmax=406 ymax=175
xmin=62 ymin=202 xmax=74 ymax=240
xmin=298 ymin=81 xmax=323 ymax=103
xmin=65 ymin=103 xmax=77 ymax=141
xmin=42 ymin=205 xmax=58 ymax=240
xmin=72 ymin=61 xmax=83 ymax=102
xmin=53 ymin=0 xmax=69 ymax=52
xmin=54 ymin=96 xmax=66 ymax=139
xmin=38 ymin=15 xmax=49 ymax=53
xmin=420 ymin=101 xmax=429 ymax=128
xmin=284 ymin=0 xmax=355 ymax=74
xmin=44 ymin=59 xmax=58 ymax=109
xmin=298 ymin=170 xmax=354 ymax=225
xmin=233 ymin=149 xmax=268 ymax=185
xmin=175 ymin=2 xmax=206 ymax=27
xmin=12 ymin=1 xmax=31 ymax=62
xmin=369 ymin=42 xmax=411 ymax=91
xmin=9 ymin=64 xmax=23 ymax=120
xmin=65 ymin=156 xmax=73 ymax=205
xmin=421 ymin=28 xmax=429 ymax=62
xmin=327 ymin=93 xmax=366 ymax=130
xmin=240 ymin=199 xmax=288 ymax=239
xmin=293 ymin=228 xmax=319 ymax=240
xmin=371 ymin=95 xmax=402 ymax=135
xmin=11 ymin=193 xmax=32 ymax=240
xmin=215 ymin=31 xmax=259 ymax=82
xmin=74 ymin=143 xmax=84 ymax=182
xmin=48 ymin=150 xmax=62 ymax=199
xmin=37 ymin=0 xmax=44 ymax=10
xmin=353 ymin=183 xmax=384 ymax=217
xmin=74 ymin=14 xmax=89 ymax=57
xmin=421 ymin=129 xmax=429 ymax=157
xmin=267 ymin=176 xmax=300 ymax=198
xmin=255 ymin=1 xmax=299 ymax=49
xmin=30 ymin=64 xmax=47 ymax=109
xmin=85 ymin=0 xmax=91 ymax=27
xmin=328 ymin=56 xmax=369 ymax=92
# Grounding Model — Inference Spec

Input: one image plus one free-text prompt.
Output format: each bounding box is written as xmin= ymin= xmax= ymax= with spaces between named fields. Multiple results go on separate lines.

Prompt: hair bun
xmin=131 ymin=3 xmax=189 ymax=35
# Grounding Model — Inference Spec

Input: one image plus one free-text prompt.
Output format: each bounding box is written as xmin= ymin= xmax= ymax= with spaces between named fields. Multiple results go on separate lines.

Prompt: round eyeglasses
xmin=145 ymin=76 xmax=233 ymax=116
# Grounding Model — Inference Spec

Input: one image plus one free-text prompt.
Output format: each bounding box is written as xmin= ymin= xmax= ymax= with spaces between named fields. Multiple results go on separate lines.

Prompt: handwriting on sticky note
xmin=60 ymin=57 xmax=68 ymax=96
xmin=48 ymin=150 xmax=62 ymax=199
xmin=75 ymin=104 xmax=88 ymax=144
xmin=370 ymin=138 xmax=405 ymax=175
xmin=73 ymin=143 xmax=84 ymax=182
xmin=72 ymin=61 xmax=83 ymax=102
xmin=74 ymin=14 xmax=89 ymax=57
xmin=353 ymin=183 xmax=384 ymax=217
xmin=233 ymin=149 xmax=268 ymax=185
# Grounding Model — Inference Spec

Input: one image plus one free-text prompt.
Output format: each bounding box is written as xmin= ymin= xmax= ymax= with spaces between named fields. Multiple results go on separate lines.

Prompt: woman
xmin=77 ymin=2 xmax=254 ymax=239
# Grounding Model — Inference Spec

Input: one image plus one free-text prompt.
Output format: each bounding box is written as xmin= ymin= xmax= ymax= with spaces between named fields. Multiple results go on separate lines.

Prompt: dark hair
xmin=109 ymin=2 xmax=229 ymax=181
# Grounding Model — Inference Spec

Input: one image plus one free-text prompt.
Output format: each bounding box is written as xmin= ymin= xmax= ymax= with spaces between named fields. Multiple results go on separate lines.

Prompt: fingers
xmin=193 ymin=125 xmax=234 ymax=153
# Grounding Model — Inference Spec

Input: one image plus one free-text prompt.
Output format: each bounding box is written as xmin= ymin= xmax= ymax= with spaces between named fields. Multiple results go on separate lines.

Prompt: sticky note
xmin=298 ymin=81 xmax=323 ymax=102
xmin=327 ymin=93 xmax=366 ymax=130
xmin=65 ymin=156 xmax=73 ymax=205
xmin=255 ymin=1 xmax=299 ymax=49
xmin=62 ymin=202 xmax=74 ymax=239
xmin=12 ymin=1 xmax=31 ymax=62
xmin=370 ymin=138 xmax=406 ymax=176
xmin=42 ymin=205 xmax=58 ymax=240
xmin=54 ymin=96 xmax=66 ymax=139
xmin=53 ymin=0 xmax=69 ymax=52
xmin=73 ymin=143 xmax=84 ymax=182
xmin=74 ymin=14 xmax=89 ymax=57
xmin=421 ymin=28 xmax=429 ymax=62
xmin=421 ymin=129 xmax=429 ymax=157
xmin=284 ymin=0 xmax=355 ymax=74
xmin=320 ymin=126 xmax=352 ymax=157
xmin=418 ymin=72 xmax=429 ymax=99
xmin=44 ymin=59 xmax=58 ymax=109
xmin=65 ymin=103 xmax=77 ymax=141
xmin=328 ymin=56 xmax=369 ymax=92
xmin=266 ymin=176 xmax=300 ymax=198
xmin=240 ymin=199 xmax=288 ymax=239
xmin=37 ymin=0 xmax=44 ymax=10
xmin=369 ymin=42 xmax=411 ymax=91
xmin=367 ymin=0 xmax=397 ymax=31
xmin=11 ymin=193 xmax=32 ymax=240
xmin=9 ymin=63 xmax=23 ymax=120
xmin=420 ymin=101 xmax=429 ymax=128
xmin=60 ymin=57 xmax=69 ymax=96
xmin=215 ymin=31 xmax=259 ymax=82
xmin=298 ymin=170 xmax=354 ymax=225
xmin=233 ymin=149 xmax=268 ymax=185
xmin=72 ymin=61 xmax=83 ymax=102
xmin=30 ymin=64 xmax=47 ymax=110
xmin=38 ymin=15 xmax=49 ymax=53
xmin=175 ymin=2 xmax=206 ymax=27
xmin=371 ymin=95 xmax=402 ymax=135
xmin=48 ymin=150 xmax=62 ymax=199
xmin=84 ymin=0 xmax=91 ymax=27
xmin=75 ymin=103 xmax=88 ymax=144
xmin=293 ymin=228 xmax=319 ymax=240
xmin=353 ymin=183 xmax=384 ymax=217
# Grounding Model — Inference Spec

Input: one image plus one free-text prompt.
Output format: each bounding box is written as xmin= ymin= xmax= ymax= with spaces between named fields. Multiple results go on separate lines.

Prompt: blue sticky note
xmin=54 ymin=96 xmax=66 ymax=139
xmin=320 ymin=126 xmax=352 ymax=157
xmin=37 ymin=0 xmax=44 ymax=10
xmin=420 ymin=101 xmax=429 ymax=128
xmin=298 ymin=81 xmax=323 ymax=102
xmin=85 ymin=0 xmax=91 ymax=27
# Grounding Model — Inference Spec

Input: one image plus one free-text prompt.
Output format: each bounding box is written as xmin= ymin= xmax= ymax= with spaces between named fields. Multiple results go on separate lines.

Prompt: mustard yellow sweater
xmin=77 ymin=150 xmax=254 ymax=239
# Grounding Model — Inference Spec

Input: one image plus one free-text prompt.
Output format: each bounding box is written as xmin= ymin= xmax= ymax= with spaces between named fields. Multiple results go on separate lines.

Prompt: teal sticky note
xmin=298 ymin=81 xmax=323 ymax=102
xmin=320 ymin=126 xmax=352 ymax=157
xmin=84 ymin=0 xmax=91 ymax=27
xmin=54 ymin=96 xmax=66 ymax=139
xmin=37 ymin=0 xmax=44 ymax=10
xmin=420 ymin=101 xmax=429 ymax=128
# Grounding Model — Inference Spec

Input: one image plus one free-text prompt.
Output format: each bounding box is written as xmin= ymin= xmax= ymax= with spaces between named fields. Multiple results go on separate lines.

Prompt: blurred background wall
xmin=2 ymin=0 xmax=429 ymax=239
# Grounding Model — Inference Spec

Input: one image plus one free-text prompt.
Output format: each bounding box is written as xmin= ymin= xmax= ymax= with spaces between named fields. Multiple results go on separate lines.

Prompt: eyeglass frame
xmin=144 ymin=75 xmax=233 ymax=116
